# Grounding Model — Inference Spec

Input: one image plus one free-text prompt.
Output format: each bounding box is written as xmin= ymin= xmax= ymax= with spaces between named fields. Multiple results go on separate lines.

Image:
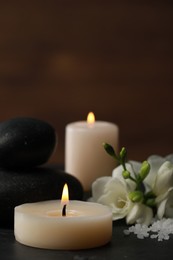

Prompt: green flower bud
xmin=145 ymin=198 xmax=156 ymax=207
xmin=145 ymin=191 xmax=156 ymax=199
xmin=139 ymin=161 xmax=150 ymax=180
xmin=122 ymin=170 xmax=131 ymax=179
xmin=129 ymin=191 xmax=143 ymax=203
xmin=103 ymin=143 xmax=116 ymax=157
xmin=119 ymin=147 xmax=127 ymax=160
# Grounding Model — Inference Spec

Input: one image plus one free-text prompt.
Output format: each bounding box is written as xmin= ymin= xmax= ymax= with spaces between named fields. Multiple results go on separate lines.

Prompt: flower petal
xmin=98 ymin=191 xmax=129 ymax=221
xmin=157 ymin=198 xmax=168 ymax=219
xmin=165 ymin=191 xmax=173 ymax=218
xmin=126 ymin=203 xmax=142 ymax=224
xmin=99 ymin=178 xmax=128 ymax=205
xmin=163 ymin=189 xmax=173 ymax=218
xmin=96 ymin=177 xmax=131 ymax=220
xmin=91 ymin=176 xmax=112 ymax=202
xmin=156 ymin=187 xmax=173 ymax=219
xmin=128 ymin=160 xmax=141 ymax=174
xmin=144 ymin=155 xmax=166 ymax=189
xmin=165 ymin=154 xmax=173 ymax=163
xmin=154 ymin=161 xmax=173 ymax=195
xmin=156 ymin=186 xmax=173 ymax=204
xmin=137 ymin=205 xmax=153 ymax=226
xmin=126 ymin=203 xmax=153 ymax=226
xmin=112 ymin=163 xmax=137 ymax=191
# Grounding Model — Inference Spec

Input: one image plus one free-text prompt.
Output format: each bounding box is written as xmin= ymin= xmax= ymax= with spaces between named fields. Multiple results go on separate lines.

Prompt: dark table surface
xmin=1 ymin=220 xmax=172 ymax=260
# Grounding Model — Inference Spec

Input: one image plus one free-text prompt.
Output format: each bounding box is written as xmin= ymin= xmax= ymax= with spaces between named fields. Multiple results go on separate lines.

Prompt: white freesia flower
xmin=144 ymin=154 xmax=173 ymax=191
xmin=143 ymin=155 xmax=173 ymax=219
xmin=90 ymin=171 xmax=153 ymax=224
xmin=121 ymin=155 xmax=173 ymax=220
xmin=91 ymin=174 xmax=134 ymax=220
xmin=90 ymin=152 xmax=173 ymax=225
xmin=126 ymin=203 xmax=153 ymax=226
xmin=154 ymin=161 xmax=173 ymax=195
xmin=156 ymin=188 xmax=173 ymax=219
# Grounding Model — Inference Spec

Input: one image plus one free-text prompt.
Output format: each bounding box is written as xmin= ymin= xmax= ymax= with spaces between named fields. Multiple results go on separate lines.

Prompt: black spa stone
xmin=0 ymin=117 xmax=57 ymax=169
xmin=0 ymin=165 xmax=83 ymax=228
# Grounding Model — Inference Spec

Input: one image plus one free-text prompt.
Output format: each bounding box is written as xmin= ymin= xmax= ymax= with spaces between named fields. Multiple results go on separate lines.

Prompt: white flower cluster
xmin=90 ymin=154 xmax=173 ymax=226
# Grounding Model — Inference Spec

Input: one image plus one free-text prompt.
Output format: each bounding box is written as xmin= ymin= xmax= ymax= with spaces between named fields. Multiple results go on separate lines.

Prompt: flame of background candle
xmin=87 ymin=112 xmax=95 ymax=126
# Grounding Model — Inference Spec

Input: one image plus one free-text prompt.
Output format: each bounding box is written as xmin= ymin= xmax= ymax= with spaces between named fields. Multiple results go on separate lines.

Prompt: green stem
xmin=129 ymin=176 xmax=137 ymax=183
xmin=121 ymin=159 xmax=127 ymax=171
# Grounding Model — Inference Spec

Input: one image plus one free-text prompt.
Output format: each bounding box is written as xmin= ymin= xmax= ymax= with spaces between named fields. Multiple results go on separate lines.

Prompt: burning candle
xmin=14 ymin=184 xmax=112 ymax=250
xmin=65 ymin=112 xmax=119 ymax=191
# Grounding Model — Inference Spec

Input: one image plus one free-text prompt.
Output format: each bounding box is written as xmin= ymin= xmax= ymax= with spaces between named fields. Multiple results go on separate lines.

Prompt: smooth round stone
xmin=0 ymin=165 xmax=83 ymax=228
xmin=0 ymin=117 xmax=57 ymax=169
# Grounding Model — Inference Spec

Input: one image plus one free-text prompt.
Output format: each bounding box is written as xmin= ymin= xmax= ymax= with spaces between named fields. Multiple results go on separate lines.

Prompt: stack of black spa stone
xmin=0 ymin=117 xmax=83 ymax=228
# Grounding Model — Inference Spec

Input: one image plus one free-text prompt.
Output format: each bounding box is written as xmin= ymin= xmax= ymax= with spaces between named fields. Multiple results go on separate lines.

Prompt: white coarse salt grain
xmin=123 ymin=218 xmax=173 ymax=241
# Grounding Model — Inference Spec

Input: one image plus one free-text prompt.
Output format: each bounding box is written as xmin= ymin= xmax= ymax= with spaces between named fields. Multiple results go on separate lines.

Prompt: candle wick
xmin=62 ymin=204 xmax=67 ymax=217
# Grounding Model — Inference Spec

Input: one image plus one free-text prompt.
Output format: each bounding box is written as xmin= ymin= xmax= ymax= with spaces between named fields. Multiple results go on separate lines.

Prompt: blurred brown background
xmin=0 ymin=0 xmax=173 ymax=164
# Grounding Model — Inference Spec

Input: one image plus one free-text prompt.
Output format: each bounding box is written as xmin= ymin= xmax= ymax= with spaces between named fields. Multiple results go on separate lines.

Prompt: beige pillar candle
xmin=65 ymin=112 xmax=119 ymax=191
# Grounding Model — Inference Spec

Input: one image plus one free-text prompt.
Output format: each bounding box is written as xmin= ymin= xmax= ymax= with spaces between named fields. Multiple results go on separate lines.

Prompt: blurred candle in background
xmin=65 ymin=112 xmax=119 ymax=191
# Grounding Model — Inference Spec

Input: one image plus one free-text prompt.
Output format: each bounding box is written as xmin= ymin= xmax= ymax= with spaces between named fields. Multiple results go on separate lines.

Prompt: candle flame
xmin=87 ymin=112 xmax=95 ymax=125
xmin=61 ymin=183 xmax=69 ymax=205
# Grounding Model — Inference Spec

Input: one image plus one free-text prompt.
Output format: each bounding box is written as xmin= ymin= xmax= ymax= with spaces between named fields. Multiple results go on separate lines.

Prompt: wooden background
xmin=0 ymin=0 xmax=173 ymax=165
